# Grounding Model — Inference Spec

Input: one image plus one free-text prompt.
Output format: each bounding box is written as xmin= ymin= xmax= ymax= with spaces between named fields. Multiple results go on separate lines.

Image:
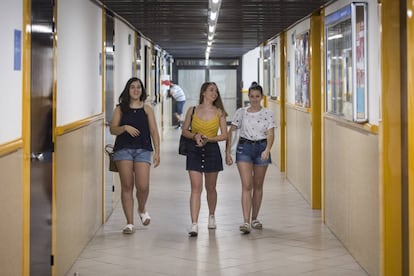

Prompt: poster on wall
xmin=271 ymin=42 xmax=281 ymax=99
xmin=354 ymin=3 xmax=367 ymax=122
xmin=325 ymin=3 xmax=367 ymax=122
xmin=294 ymin=31 xmax=310 ymax=108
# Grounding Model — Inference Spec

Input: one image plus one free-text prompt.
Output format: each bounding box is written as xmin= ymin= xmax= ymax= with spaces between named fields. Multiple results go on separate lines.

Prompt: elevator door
xmin=105 ymin=13 xmax=115 ymax=220
xmin=30 ymin=0 xmax=54 ymax=275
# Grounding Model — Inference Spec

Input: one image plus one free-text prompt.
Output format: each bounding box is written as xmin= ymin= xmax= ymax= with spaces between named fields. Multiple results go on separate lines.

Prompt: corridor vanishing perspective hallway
xmin=67 ymin=129 xmax=367 ymax=276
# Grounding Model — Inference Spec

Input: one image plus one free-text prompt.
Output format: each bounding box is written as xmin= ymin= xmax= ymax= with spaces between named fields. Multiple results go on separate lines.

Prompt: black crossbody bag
xmin=178 ymin=106 xmax=195 ymax=155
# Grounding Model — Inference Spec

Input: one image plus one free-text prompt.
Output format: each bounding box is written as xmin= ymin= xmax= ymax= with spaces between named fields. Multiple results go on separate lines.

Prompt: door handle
xmin=31 ymin=152 xmax=44 ymax=161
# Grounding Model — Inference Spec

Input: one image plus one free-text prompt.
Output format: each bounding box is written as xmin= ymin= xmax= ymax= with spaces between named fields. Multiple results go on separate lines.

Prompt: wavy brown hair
xmin=198 ymin=82 xmax=228 ymax=117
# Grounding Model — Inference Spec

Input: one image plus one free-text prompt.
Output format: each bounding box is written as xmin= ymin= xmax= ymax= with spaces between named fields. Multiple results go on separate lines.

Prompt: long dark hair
xmin=198 ymin=82 xmax=228 ymax=117
xmin=118 ymin=77 xmax=147 ymax=113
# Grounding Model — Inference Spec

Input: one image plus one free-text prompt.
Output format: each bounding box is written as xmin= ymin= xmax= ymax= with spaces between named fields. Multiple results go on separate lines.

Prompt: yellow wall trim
xmin=55 ymin=113 xmax=104 ymax=136
xmin=324 ymin=114 xmax=379 ymax=135
xmin=268 ymin=97 xmax=281 ymax=104
xmin=286 ymin=103 xmax=311 ymax=113
xmin=0 ymin=139 xmax=23 ymax=157
xmin=22 ymin=0 xmax=32 ymax=274
xmin=310 ymin=11 xmax=322 ymax=209
xmin=406 ymin=0 xmax=414 ymax=273
xmin=380 ymin=0 xmax=402 ymax=274
xmin=280 ymin=31 xmax=286 ymax=172
xmin=320 ymin=7 xmax=326 ymax=222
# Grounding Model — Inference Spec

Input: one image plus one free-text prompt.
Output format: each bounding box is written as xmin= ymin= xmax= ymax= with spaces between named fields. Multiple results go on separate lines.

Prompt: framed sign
xmin=325 ymin=3 xmax=368 ymax=122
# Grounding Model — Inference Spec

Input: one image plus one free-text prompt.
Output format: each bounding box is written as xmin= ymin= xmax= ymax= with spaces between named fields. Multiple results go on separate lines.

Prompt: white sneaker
xmin=189 ymin=223 xmax=198 ymax=237
xmin=208 ymin=215 xmax=216 ymax=229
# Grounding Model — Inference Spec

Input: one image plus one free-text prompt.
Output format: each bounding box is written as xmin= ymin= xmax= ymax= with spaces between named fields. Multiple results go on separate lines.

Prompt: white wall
xmin=0 ymin=0 xmax=22 ymax=143
xmin=114 ymin=18 xmax=135 ymax=99
xmin=56 ymin=0 xmax=102 ymax=126
xmin=242 ymin=47 xmax=260 ymax=90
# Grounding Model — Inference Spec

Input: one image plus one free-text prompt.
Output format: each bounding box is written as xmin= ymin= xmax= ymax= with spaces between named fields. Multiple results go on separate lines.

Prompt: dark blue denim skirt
xmin=186 ymin=142 xmax=223 ymax=172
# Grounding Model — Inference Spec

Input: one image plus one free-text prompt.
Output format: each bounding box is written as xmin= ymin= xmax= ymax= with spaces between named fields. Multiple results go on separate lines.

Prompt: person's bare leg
xmin=251 ymin=165 xmax=268 ymax=221
xmin=189 ymin=170 xmax=203 ymax=223
xmin=205 ymin=172 xmax=218 ymax=215
xmin=237 ymin=162 xmax=254 ymax=223
xmin=117 ymin=160 xmax=135 ymax=224
xmin=134 ymin=162 xmax=151 ymax=214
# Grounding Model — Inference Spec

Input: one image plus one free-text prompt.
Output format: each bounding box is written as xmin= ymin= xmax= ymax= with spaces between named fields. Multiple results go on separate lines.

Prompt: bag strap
xmin=188 ymin=106 xmax=195 ymax=130
xmin=190 ymin=106 xmax=195 ymax=121
xmin=238 ymin=107 xmax=245 ymax=129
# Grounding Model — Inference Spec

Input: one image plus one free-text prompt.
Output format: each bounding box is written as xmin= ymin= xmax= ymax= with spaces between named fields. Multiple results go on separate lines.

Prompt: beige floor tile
xmin=66 ymin=129 xmax=368 ymax=276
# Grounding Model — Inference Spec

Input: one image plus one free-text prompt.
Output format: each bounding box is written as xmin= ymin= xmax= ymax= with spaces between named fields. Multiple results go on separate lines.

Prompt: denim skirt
xmin=186 ymin=142 xmax=223 ymax=173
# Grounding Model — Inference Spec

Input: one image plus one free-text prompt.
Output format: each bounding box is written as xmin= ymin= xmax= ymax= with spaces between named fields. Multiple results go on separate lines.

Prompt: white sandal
xmin=139 ymin=212 xmax=151 ymax=226
xmin=239 ymin=223 xmax=251 ymax=234
xmin=251 ymin=219 xmax=263 ymax=229
xmin=122 ymin=224 xmax=135 ymax=234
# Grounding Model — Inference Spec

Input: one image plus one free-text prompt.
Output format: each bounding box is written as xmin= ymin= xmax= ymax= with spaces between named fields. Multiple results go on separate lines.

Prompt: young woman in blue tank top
xmin=110 ymin=77 xmax=160 ymax=234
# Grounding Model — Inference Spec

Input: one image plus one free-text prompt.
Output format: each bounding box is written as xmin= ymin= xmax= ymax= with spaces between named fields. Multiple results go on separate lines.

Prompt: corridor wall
xmin=55 ymin=0 xmax=103 ymax=274
xmin=285 ymin=18 xmax=312 ymax=204
xmin=323 ymin=0 xmax=380 ymax=274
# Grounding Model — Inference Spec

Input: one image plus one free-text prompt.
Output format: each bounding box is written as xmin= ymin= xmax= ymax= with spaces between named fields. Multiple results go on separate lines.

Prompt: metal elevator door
xmin=105 ymin=13 xmax=115 ymax=221
xmin=30 ymin=0 xmax=54 ymax=274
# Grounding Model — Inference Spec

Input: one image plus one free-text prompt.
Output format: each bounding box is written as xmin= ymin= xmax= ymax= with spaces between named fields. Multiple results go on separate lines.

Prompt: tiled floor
xmin=67 ymin=129 xmax=368 ymax=276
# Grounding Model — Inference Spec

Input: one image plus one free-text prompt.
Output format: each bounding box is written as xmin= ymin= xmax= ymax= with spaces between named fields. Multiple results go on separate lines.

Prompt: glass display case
xmin=325 ymin=3 xmax=367 ymax=122
xmin=270 ymin=42 xmax=281 ymax=100
xmin=262 ymin=44 xmax=271 ymax=96
xmin=295 ymin=31 xmax=310 ymax=108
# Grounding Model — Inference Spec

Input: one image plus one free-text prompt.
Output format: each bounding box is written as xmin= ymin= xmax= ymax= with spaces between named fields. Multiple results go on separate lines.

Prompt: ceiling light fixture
xmin=205 ymin=0 xmax=221 ymax=65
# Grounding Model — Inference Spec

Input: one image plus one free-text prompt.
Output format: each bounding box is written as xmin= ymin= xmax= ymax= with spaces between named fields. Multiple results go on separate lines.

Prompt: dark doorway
xmin=30 ymin=0 xmax=54 ymax=274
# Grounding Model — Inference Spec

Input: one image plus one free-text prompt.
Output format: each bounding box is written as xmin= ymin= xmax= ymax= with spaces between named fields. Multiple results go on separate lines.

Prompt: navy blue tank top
xmin=113 ymin=107 xmax=153 ymax=152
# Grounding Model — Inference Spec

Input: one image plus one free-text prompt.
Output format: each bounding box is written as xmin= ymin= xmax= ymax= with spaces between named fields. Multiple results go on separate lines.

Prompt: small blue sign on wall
xmin=14 ymin=29 xmax=22 ymax=71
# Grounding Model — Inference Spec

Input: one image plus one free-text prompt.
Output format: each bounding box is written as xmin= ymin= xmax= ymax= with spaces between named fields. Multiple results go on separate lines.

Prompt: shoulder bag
xmin=105 ymin=144 xmax=118 ymax=172
xmin=178 ymin=106 xmax=195 ymax=155
xmin=230 ymin=107 xmax=245 ymax=156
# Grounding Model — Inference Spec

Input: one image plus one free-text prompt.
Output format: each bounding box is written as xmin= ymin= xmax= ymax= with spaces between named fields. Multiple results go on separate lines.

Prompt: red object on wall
xmin=162 ymin=80 xmax=170 ymax=86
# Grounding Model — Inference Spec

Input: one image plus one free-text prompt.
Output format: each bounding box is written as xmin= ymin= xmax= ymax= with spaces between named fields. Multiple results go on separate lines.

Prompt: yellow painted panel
xmin=22 ymin=0 xmax=31 ymax=274
xmin=320 ymin=8 xmax=326 ymax=221
xmin=280 ymin=32 xmax=286 ymax=172
xmin=380 ymin=0 xmax=402 ymax=275
xmin=407 ymin=0 xmax=414 ymax=274
xmin=310 ymin=11 xmax=322 ymax=209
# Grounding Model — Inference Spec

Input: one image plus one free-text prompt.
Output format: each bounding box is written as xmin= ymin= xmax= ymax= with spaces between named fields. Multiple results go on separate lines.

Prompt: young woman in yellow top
xmin=181 ymin=82 xmax=228 ymax=236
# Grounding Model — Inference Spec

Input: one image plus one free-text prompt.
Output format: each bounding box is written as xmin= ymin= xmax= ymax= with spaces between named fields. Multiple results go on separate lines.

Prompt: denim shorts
xmin=113 ymin=148 xmax=152 ymax=164
xmin=176 ymin=100 xmax=185 ymax=115
xmin=235 ymin=140 xmax=271 ymax=166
